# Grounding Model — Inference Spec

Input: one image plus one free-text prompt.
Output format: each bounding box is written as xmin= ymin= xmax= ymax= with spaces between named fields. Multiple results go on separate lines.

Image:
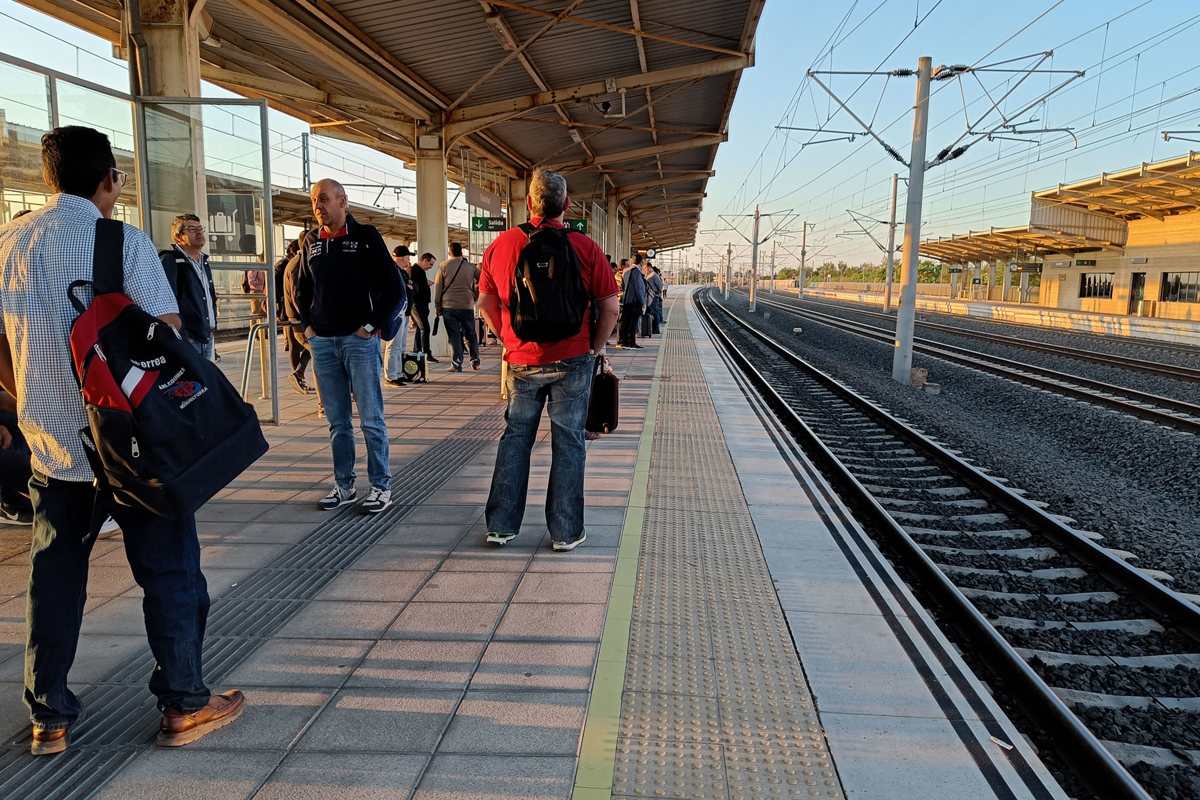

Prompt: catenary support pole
xmin=892 ymin=56 xmax=932 ymax=385
xmin=724 ymin=242 xmax=732 ymax=300
xmin=798 ymin=221 xmax=808 ymax=297
xmin=769 ymin=240 xmax=776 ymax=293
xmin=883 ymin=172 xmax=899 ymax=312
xmin=748 ymin=205 xmax=760 ymax=312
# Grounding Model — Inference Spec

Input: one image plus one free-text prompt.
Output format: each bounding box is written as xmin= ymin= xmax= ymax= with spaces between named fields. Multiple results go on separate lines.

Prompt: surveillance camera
xmin=599 ymin=100 xmax=613 ymax=113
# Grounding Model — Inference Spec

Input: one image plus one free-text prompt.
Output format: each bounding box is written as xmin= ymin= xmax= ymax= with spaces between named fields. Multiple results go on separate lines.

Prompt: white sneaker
xmin=318 ymin=485 xmax=357 ymax=511
xmin=361 ymin=487 xmax=392 ymax=514
xmin=97 ymin=516 xmax=121 ymax=539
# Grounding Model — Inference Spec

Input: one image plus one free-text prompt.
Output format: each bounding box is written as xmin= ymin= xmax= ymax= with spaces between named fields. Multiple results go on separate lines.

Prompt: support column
xmin=1002 ymin=262 xmax=1012 ymax=302
xmin=129 ymin=0 xmax=207 ymax=244
xmin=1019 ymin=271 xmax=1031 ymax=303
xmin=508 ymin=175 xmax=528 ymax=227
xmin=606 ymin=192 xmax=619 ymax=261
xmin=416 ymin=134 xmax=450 ymax=357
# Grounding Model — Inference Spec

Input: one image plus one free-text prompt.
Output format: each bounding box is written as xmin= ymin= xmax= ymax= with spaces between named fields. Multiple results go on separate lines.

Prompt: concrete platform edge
xmin=571 ymin=337 xmax=668 ymax=797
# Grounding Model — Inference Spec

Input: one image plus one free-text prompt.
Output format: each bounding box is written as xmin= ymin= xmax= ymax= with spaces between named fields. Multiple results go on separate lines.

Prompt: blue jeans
xmin=443 ymin=308 xmax=479 ymax=368
xmin=187 ymin=335 xmax=214 ymax=361
xmin=309 ymin=334 xmax=390 ymax=491
xmin=486 ymin=354 xmax=594 ymax=542
xmin=25 ymin=473 xmax=210 ymax=724
xmin=383 ymin=318 xmax=409 ymax=381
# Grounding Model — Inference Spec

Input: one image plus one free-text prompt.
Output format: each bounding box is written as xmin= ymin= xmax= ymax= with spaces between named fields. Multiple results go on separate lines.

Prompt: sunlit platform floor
xmin=0 ymin=291 xmax=1063 ymax=799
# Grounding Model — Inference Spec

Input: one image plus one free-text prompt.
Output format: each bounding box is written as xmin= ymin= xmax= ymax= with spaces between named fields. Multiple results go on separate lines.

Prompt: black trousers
xmin=619 ymin=304 xmax=641 ymax=345
xmin=411 ymin=304 xmax=433 ymax=355
xmin=0 ymin=411 xmax=31 ymax=511
xmin=640 ymin=309 xmax=653 ymax=337
xmin=24 ymin=476 xmax=211 ymax=725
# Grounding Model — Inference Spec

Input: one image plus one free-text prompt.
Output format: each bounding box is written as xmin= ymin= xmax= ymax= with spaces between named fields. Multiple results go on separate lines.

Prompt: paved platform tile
xmin=440 ymin=690 xmax=588 ymax=755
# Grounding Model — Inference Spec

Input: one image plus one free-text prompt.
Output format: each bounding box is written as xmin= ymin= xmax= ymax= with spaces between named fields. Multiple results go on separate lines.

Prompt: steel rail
xmin=695 ymin=288 xmax=1200 ymax=800
xmin=797 ymin=292 xmax=1200 ymax=358
xmin=753 ymin=295 xmax=1200 ymax=434
xmin=778 ymin=293 xmax=1200 ymax=382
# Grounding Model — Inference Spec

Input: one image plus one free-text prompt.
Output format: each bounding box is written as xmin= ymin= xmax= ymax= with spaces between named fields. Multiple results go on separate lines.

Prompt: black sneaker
xmin=471 ymin=359 xmax=481 ymax=371
xmin=386 ymin=377 xmax=409 ymax=387
xmin=486 ymin=531 xmax=518 ymax=546
xmin=318 ymin=485 xmax=357 ymax=511
xmin=427 ymin=355 xmax=440 ymax=363
xmin=0 ymin=504 xmax=32 ymax=526
xmin=551 ymin=532 xmax=587 ymax=552
xmin=291 ymin=373 xmax=316 ymax=395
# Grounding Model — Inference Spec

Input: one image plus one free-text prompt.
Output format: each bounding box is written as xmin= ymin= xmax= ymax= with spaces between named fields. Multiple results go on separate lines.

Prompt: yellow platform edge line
xmin=572 ymin=314 xmax=671 ymax=797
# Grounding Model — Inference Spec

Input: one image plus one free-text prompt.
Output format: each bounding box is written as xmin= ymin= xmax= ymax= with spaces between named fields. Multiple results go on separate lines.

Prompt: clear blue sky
xmin=703 ymin=0 xmax=1200 ymax=269
xmin=0 ymin=0 xmax=1197 ymax=268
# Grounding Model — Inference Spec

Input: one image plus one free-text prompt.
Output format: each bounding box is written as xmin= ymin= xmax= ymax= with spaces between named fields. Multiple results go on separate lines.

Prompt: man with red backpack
xmin=0 ymin=126 xmax=243 ymax=756
xmin=477 ymin=169 xmax=619 ymax=552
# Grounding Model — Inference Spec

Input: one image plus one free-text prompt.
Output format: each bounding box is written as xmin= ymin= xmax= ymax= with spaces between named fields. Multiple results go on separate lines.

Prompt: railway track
xmin=697 ymin=289 xmax=1200 ymax=800
xmin=779 ymin=293 xmax=1200 ymax=382
xmin=794 ymin=292 xmax=1200 ymax=361
xmin=746 ymin=293 xmax=1200 ymax=435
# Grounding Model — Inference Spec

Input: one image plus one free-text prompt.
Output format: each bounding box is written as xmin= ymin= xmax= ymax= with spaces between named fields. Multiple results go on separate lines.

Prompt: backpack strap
xmin=518 ymin=222 xmax=535 ymax=236
xmin=92 ymin=219 xmax=124 ymax=295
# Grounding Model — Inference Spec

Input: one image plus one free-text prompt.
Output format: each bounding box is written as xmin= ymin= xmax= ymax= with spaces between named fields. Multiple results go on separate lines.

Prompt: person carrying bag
xmin=585 ymin=355 xmax=619 ymax=434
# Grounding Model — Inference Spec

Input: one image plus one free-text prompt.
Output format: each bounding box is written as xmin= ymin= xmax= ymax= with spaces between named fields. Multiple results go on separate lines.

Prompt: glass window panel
xmin=1161 ymin=272 xmax=1200 ymax=303
xmin=0 ymin=61 xmax=51 ymax=221
xmin=55 ymin=81 xmax=138 ymax=225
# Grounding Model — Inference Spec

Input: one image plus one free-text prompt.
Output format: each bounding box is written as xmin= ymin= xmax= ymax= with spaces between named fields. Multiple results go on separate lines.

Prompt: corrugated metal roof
xmin=51 ymin=0 xmax=762 ymax=248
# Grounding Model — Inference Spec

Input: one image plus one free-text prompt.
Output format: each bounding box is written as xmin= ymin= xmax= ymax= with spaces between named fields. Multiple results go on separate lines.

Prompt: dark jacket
xmin=621 ymin=265 xmax=647 ymax=307
xmin=293 ymin=214 xmax=404 ymax=337
xmin=410 ymin=264 xmax=432 ymax=308
xmin=160 ymin=245 xmax=217 ymax=343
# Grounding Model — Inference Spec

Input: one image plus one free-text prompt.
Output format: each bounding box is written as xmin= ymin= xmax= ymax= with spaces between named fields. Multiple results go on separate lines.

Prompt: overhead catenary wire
xmin=755 ymin=7 xmax=1200 ymax=249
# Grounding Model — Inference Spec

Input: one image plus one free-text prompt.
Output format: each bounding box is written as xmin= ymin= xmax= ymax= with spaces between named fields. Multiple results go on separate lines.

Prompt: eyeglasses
xmin=110 ymin=168 xmax=128 ymax=190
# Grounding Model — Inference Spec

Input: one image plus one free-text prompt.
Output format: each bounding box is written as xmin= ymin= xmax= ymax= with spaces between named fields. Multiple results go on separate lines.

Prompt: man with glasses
xmin=0 ymin=126 xmax=243 ymax=755
xmin=160 ymin=213 xmax=218 ymax=360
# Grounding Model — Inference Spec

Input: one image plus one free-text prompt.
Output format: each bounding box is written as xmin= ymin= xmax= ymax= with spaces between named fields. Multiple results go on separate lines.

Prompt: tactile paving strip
xmin=613 ymin=308 xmax=845 ymax=800
xmin=0 ymin=407 xmax=505 ymax=800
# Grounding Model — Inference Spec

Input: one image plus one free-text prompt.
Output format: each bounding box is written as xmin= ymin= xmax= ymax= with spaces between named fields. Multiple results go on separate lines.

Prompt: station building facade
xmin=922 ymin=151 xmax=1200 ymax=322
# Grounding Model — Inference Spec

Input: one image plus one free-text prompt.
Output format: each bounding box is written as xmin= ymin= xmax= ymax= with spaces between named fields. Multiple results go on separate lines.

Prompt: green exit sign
xmin=564 ymin=218 xmax=588 ymax=233
xmin=471 ymin=216 xmax=506 ymax=232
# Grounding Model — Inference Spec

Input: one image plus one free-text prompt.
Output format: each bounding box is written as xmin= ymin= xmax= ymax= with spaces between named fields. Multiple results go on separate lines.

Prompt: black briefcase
xmin=586 ymin=357 xmax=619 ymax=434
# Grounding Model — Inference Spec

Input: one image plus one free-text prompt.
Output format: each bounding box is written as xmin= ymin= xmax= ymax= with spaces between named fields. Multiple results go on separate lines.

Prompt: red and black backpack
xmin=68 ymin=219 xmax=268 ymax=517
xmin=509 ymin=223 xmax=589 ymax=342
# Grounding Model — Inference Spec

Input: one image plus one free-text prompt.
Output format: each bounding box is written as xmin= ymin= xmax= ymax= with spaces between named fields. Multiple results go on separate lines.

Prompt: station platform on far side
xmin=0 ymin=289 xmax=1065 ymax=800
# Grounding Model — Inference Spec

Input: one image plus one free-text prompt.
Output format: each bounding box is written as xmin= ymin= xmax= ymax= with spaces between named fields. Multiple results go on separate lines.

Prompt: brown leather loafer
xmin=156 ymin=689 xmax=245 ymax=748
xmin=30 ymin=723 xmax=69 ymax=756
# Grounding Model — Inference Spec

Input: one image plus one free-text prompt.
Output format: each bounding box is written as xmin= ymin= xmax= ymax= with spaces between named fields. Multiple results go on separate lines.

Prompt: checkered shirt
xmin=0 ymin=194 xmax=178 ymax=482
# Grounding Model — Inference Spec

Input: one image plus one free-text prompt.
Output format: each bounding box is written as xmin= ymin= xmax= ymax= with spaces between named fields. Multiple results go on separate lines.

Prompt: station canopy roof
xmin=45 ymin=0 xmax=764 ymax=251
xmin=919 ymin=225 xmax=1120 ymax=264
xmin=921 ymin=151 xmax=1200 ymax=262
xmin=1032 ymin=150 xmax=1200 ymax=221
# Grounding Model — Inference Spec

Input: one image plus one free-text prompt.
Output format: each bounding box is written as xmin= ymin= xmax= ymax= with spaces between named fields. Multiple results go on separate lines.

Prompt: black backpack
xmin=69 ymin=219 xmax=269 ymax=518
xmin=509 ymin=223 xmax=588 ymax=342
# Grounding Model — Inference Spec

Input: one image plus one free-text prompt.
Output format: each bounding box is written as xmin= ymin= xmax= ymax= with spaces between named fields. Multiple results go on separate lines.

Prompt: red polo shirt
xmin=479 ymin=217 xmax=618 ymax=365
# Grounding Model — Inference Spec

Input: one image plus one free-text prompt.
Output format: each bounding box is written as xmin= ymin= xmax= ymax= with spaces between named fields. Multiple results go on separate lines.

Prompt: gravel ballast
xmin=719 ymin=294 xmax=1200 ymax=595
xmin=794 ymin=294 xmax=1200 ymax=370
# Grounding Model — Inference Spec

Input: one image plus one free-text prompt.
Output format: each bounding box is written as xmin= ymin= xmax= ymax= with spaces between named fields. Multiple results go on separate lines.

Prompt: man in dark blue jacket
xmin=294 ymin=179 xmax=403 ymax=514
xmin=160 ymin=213 xmax=217 ymax=359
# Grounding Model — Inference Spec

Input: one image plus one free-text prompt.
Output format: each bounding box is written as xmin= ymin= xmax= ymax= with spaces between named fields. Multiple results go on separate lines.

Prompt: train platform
xmin=798 ymin=286 xmax=1200 ymax=348
xmin=0 ymin=290 xmax=1066 ymax=800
